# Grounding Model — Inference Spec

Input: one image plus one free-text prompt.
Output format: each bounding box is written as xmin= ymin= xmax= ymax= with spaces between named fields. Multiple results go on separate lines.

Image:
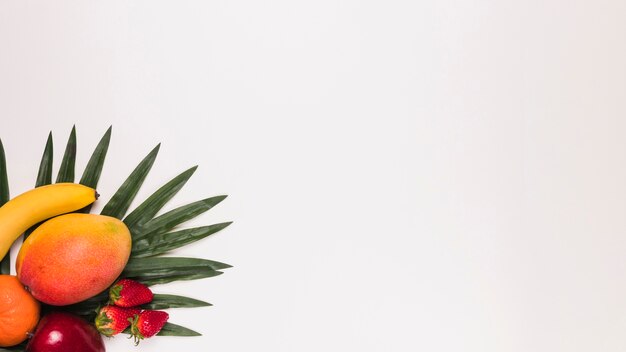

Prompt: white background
xmin=1 ymin=1 xmax=626 ymax=351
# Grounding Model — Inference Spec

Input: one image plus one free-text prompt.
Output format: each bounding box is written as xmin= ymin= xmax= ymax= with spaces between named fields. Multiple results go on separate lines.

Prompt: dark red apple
xmin=25 ymin=312 xmax=105 ymax=352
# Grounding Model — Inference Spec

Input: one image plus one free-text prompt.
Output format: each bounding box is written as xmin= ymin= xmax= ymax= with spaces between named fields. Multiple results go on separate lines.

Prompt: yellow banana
xmin=0 ymin=183 xmax=97 ymax=260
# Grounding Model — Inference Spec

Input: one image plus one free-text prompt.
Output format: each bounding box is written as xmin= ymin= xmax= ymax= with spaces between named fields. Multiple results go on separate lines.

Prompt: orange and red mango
xmin=16 ymin=213 xmax=132 ymax=306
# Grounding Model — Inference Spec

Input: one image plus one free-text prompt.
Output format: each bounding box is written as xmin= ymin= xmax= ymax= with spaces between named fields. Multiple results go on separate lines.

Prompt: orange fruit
xmin=0 ymin=275 xmax=40 ymax=347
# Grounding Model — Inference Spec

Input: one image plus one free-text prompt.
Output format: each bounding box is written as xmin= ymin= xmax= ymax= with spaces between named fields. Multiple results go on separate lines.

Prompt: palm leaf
xmin=157 ymin=322 xmax=201 ymax=336
xmin=67 ymin=293 xmax=213 ymax=318
xmin=122 ymin=257 xmax=229 ymax=286
xmin=24 ymin=133 xmax=54 ymax=240
xmin=0 ymin=139 xmax=10 ymax=274
xmin=124 ymin=257 xmax=232 ymax=272
xmin=122 ymin=322 xmax=202 ymax=337
xmin=61 ymin=284 xmax=214 ymax=315
xmin=56 ymin=125 xmax=77 ymax=183
xmin=142 ymin=294 xmax=211 ymax=310
xmin=123 ymin=166 xmax=197 ymax=234
xmin=0 ymin=344 xmax=26 ymax=352
xmin=64 ymin=290 xmax=108 ymax=317
xmin=35 ymin=132 xmax=54 ymax=187
xmin=6 ymin=127 xmax=232 ymax=342
xmin=79 ymin=126 xmax=112 ymax=212
xmin=73 ymin=290 xmax=108 ymax=305
xmin=139 ymin=270 xmax=223 ymax=286
xmin=100 ymin=144 xmax=160 ymax=219
xmin=132 ymin=222 xmax=232 ymax=258
xmin=0 ymin=139 xmax=8 ymax=205
xmin=133 ymin=195 xmax=227 ymax=239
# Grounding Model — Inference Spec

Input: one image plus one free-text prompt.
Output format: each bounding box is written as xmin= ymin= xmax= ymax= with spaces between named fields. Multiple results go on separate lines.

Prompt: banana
xmin=0 ymin=183 xmax=97 ymax=260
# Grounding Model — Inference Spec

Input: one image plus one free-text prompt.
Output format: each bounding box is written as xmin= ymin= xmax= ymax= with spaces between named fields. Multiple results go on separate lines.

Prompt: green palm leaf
xmin=0 ymin=139 xmax=9 ymax=205
xmin=122 ymin=322 xmax=202 ymax=337
xmin=79 ymin=126 xmax=112 ymax=213
xmin=157 ymin=323 xmax=201 ymax=336
xmin=63 ymin=292 xmax=108 ymax=319
xmin=122 ymin=257 xmax=229 ymax=286
xmin=0 ymin=139 xmax=10 ymax=274
xmin=0 ymin=344 xmax=25 ymax=352
xmin=100 ymin=144 xmax=160 ymax=219
xmin=133 ymin=195 xmax=227 ymax=239
xmin=142 ymin=294 xmax=211 ymax=310
xmin=6 ymin=127 xmax=232 ymax=341
xmin=142 ymin=270 xmax=223 ymax=286
xmin=56 ymin=126 xmax=77 ymax=183
xmin=35 ymin=132 xmax=54 ymax=187
xmin=132 ymin=222 xmax=232 ymax=258
xmin=123 ymin=166 xmax=197 ymax=235
xmin=125 ymin=257 xmax=232 ymax=272
xmin=24 ymin=133 xmax=54 ymax=240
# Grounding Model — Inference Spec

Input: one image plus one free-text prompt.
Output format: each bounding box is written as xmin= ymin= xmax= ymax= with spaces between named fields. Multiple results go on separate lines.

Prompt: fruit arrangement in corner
xmin=0 ymin=126 xmax=232 ymax=352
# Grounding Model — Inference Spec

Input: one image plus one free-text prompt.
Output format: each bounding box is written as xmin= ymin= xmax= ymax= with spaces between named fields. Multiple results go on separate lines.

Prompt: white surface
xmin=1 ymin=1 xmax=626 ymax=351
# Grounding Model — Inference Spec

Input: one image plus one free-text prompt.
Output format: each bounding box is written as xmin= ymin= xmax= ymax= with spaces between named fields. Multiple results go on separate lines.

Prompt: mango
xmin=16 ymin=213 xmax=131 ymax=306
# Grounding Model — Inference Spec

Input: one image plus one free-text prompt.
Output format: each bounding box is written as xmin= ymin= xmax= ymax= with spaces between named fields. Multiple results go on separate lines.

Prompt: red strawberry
xmin=95 ymin=305 xmax=141 ymax=337
xmin=109 ymin=279 xmax=154 ymax=307
xmin=130 ymin=310 xmax=169 ymax=344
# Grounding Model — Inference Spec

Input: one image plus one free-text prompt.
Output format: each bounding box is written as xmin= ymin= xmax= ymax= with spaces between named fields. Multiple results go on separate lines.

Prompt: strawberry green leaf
xmin=79 ymin=126 xmax=111 ymax=212
xmin=56 ymin=125 xmax=77 ymax=183
xmin=142 ymin=294 xmax=212 ymax=310
xmin=100 ymin=144 xmax=160 ymax=219
xmin=131 ymin=222 xmax=232 ymax=258
xmin=156 ymin=322 xmax=202 ymax=336
xmin=133 ymin=195 xmax=227 ymax=239
xmin=123 ymin=166 xmax=197 ymax=234
xmin=0 ymin=139 xmax=10 ymax=274
xmin=35 ymin=132 xmax=53 ymax=187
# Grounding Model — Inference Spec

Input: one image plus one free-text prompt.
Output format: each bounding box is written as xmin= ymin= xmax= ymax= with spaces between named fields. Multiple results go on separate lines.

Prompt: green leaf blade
xmin=0 ymin=344 xmax=26 ymax=352
xmin=79 ymin=126 xmax=111 ymax=188
xmin=100 ymin=144 xmax=160 ymax=219
xmin=122 ymin=257 xmax=229 ymax=286
xmin=0 ymin=139 xmax=10 ymax=274
xmin=136 ymin=269 xmax=223 ymax=286
xmin=63 ymin=291 xmax=108 ymax=319
xmin=123 ymin=166 xmax=197 ymax=234
xmin=122 ymin=322 xmax=202 ymax=337
xmin=134 ymin=195 xmax=227 ymax=239
xmin=132 ymin=222 xmax=232 ymax=258
xmin=0 ymin=139 xmax=8 ymax=205
xmin=24 ymin=133 xmax=54 ymax=240
xmin=0 ymin=259 xmax=8 ymax=276
xmin=79 ymin=126 xmax=112 ymax=213
xmin=157 ymin=322 xmax=202 ymax=336
xmin=142 ymin=294 xmax=211 ymax=310
xmin=124 ymin=257 xmax=232 ymax=273
xmin=56 ymin=125 xmax=77 ymax=183
xmin=35 ymin=132 xmax=53 ymax=187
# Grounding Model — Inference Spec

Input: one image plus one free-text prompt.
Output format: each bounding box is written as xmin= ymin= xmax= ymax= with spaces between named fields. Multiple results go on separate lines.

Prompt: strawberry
xmin=95 ymin=305 xmax=141 ymax=337
xmin=130 ymin=310 xmax=169 ymax=344
xmin=109 ymin=279 xmax=154 ymax=307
